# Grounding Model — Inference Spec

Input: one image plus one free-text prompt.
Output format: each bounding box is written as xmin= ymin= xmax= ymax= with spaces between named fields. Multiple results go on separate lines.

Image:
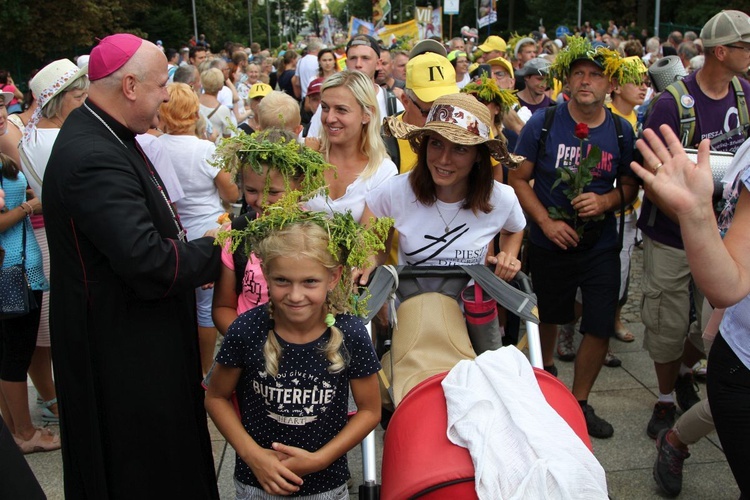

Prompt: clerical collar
xmin=83 ymin=99 xmax=136 ymax=145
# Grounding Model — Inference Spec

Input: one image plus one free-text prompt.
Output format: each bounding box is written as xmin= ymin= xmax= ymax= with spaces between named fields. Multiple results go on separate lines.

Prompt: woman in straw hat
xmin=360 ymin=92 xmax=526 ymax=279
xmin=17 ymin=59 xmax=89 ymax=426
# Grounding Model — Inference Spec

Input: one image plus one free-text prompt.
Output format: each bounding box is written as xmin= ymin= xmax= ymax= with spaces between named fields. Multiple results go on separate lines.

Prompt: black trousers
xmin=708 ymin=331 xmax=750 ymax=498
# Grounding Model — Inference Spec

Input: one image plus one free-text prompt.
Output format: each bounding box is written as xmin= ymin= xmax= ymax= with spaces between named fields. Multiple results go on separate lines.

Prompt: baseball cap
xmin=0 ymin=92 xmax=12 ymax=106
xmin=346 ymin=35 xmax=381 ymax=57
xmin=406 ymin=52 xmax=459 ymax=102
xmin=248 ymin=83 xmax=272 ymax=99
xmin=447 ymin=50 xmax=467 ymax=63
xmin=486 ymin=57 xmax=515 ymax=79
xmin=306 ymin=77 xmax=323 ymax=97
xmin=409 ymin=39 xmax=448 ymax=59
xmin=515 ymin=57 xmax=551 ymax=77
xmin=89 ymin=33 xmax=143 ymax=81
xmin=478 ymin=35 xmax=507 ymax=54
xmin=700 ymin=10 xmax=750 ymax=48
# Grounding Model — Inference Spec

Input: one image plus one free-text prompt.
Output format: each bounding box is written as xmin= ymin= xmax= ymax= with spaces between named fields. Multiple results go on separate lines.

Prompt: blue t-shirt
xmin=515 ymin=103 xmax=635 ymax=252
xmin=638 ymin=71 xmax=750 ymax=249
xmin=216 ymin=305 xmax=381 ymax=495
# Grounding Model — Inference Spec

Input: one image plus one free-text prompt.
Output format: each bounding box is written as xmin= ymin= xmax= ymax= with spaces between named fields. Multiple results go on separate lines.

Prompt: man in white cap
xmin=638 ymin=9 xmax=750 ymax=447
xmin=43 ymin=34 xmax=221 ymax=499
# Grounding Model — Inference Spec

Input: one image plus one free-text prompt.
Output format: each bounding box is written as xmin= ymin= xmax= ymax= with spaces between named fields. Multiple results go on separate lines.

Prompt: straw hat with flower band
xmin=384 ymin=93 xmax=525 ymax=168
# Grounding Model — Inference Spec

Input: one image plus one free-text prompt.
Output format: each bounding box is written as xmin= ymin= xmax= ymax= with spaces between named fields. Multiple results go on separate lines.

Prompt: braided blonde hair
xmin=256 ymin=222 xmax=348 ymax=377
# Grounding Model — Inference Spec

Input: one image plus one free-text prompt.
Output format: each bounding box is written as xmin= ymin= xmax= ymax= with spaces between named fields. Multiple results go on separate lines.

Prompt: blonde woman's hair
xmin=160 ymin=83 xmax=200 ymax=135
xmin=201 ymin=67 xmax=224 ymax=94
xmin=257 ymin=91 xmax=302 ymax=131
xmin=319 ymin=71 xmax=387 ymax=180
xmin=256 ymin=222 xmax=347 ymax=377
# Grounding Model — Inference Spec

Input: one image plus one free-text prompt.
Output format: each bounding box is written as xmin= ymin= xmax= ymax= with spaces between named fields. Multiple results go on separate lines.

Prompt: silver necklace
xmin=435 ymin=201 xmax=462 ymax=233
xmin=84 ymin=103 xmax=187 ymax=242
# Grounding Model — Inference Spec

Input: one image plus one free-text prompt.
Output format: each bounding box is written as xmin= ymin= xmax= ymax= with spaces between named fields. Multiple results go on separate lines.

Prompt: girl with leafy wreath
xmin=210 ymin=128 xmax=333 ymax=335
xmin=205 ymin=202 xmax=392 ymax=498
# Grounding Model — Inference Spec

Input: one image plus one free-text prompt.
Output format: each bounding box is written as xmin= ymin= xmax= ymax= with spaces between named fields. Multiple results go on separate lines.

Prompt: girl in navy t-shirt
xmin=206 ymin=220 xmax=381 ymax=498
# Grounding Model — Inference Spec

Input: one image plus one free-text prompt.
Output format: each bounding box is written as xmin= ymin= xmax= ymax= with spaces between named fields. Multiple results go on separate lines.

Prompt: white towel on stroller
xmin=442 ymin=346 xmax=608 ymax=500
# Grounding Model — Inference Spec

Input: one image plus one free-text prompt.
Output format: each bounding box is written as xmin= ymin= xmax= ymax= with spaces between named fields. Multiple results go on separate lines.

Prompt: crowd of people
xmin=0 ymin=8 xmax=749 ymax=499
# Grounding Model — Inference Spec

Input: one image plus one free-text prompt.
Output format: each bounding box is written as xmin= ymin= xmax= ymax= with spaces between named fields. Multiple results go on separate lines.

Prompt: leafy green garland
xmin=548 ymin=36 xmax=638 ymax=85
xmin=210 ymin=128 xmax=334 ymax=201
xmin=220 ymin=192 xmax=394 ymax=317
xmin=461 ymin=75 xmax=519 ymax=114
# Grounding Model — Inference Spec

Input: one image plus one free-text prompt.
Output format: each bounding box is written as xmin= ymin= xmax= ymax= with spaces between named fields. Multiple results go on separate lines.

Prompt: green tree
xmin=327 ymin=0 xmax=348 ymax=27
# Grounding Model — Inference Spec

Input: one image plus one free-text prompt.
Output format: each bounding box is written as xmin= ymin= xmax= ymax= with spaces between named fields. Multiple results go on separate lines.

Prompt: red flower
xmin=574 ymin=123 xmax=589 ymax=140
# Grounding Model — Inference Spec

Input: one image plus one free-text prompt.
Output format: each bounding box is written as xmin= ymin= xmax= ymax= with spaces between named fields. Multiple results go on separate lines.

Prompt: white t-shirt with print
xmin=366 ymin=174 xmax=526 ymax=266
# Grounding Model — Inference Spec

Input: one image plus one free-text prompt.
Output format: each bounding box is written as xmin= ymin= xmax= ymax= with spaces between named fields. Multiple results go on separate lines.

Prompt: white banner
xmin=444 ymin=0 xmax=459 ymax=15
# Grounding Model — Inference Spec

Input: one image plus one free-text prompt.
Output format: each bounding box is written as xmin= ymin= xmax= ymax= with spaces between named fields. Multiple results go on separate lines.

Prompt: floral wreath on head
xmin=210 ymin=127 xmax=334 ymax=202
xmin=548 ymin=36 xmax=637 ymax=86
xmin=461 ymin=75 xmax=519 ymax=115
xmin=613 ymin=55 xmax=648 ymax=86
xmin=218 ymin=192 xmax=394 ymax=317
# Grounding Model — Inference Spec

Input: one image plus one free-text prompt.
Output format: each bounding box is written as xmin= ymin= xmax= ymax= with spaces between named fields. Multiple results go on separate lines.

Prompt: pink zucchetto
xmin=88 ymin=33 xmax=144 ymax=81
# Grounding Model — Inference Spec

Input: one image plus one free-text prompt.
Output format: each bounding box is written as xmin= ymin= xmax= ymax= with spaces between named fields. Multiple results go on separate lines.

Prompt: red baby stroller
xmin=355 ymin=265 xmax=594 ymax=499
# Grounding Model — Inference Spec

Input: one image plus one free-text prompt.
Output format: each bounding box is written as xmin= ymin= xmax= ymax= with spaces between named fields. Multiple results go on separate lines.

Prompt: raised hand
xmin=631 ymin=125 xmax=714 ymax=220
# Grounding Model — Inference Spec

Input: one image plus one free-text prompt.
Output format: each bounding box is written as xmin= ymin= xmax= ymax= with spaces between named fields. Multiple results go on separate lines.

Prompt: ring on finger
xmin=653 ymin=162 xmax=663 ymax=172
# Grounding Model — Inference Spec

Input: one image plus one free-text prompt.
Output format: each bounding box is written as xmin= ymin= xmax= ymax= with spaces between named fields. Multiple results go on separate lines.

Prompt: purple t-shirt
xmin=518 ymin=94 xmax=554 ymax=116
xmin=637 ymin=71 xmax=750 ymax=249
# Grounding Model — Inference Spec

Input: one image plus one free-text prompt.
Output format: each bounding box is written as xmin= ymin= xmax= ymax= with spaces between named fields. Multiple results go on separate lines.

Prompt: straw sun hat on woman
xmin=384 ymin=92 xmax=524 ymax=168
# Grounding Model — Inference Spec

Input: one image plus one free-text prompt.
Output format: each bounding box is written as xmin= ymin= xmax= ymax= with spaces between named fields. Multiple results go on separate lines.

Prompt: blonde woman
xmin=305 ymin=70 xmax=397 ymax=222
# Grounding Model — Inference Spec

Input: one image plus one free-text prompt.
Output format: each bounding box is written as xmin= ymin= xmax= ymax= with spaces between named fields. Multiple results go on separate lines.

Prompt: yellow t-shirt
xmin=606 ymin=102 xmax=640 ymax=212
xmin=606 ymin=102 xmax=637 ymax=133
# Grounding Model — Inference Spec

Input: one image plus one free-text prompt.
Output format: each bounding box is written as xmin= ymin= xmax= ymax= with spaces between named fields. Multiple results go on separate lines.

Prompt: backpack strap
xmin=383 ymin=134 xmax=401 ymax=172
xmin=381 ymin=110 xmax=404 ymax=171
xmin=537 ymin=105 xmax=557 ymax=159
xmin=606 ymin=107 xmax=628 ymax=249
xmin=384 ymin=89 xmax=398 ymax=118
xmin=664 ymin=81 xmax=696 ymax=147
xmin=733 ymin=77 xmax=749 ymax=133
xmin=708 ymin=77 xmax=750 ymax=147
